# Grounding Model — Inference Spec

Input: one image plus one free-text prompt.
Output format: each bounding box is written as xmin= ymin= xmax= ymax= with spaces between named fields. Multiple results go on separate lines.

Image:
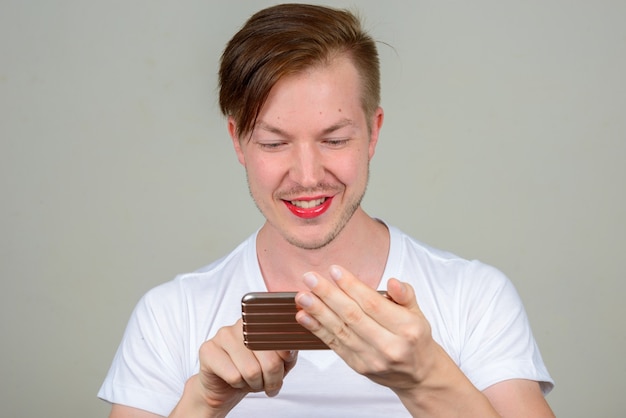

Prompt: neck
xmin=256 ymin=209 xmax=390 ymax=291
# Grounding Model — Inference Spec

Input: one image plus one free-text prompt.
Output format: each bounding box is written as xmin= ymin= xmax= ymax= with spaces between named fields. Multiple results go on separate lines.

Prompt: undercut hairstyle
xmin=218 ymin=3 xmax=380 ymax=140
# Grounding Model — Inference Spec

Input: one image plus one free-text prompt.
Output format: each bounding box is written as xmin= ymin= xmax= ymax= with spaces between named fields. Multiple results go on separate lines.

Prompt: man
xmin=99 ymin=4 xmax=554 ymax=417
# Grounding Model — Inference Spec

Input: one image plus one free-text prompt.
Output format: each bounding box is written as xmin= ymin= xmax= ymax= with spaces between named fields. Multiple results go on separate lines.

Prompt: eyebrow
xmin=255 ymin=118 xmax=355 ymax=138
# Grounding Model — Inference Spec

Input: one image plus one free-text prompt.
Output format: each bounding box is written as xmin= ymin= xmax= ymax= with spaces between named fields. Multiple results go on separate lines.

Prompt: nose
xmin=290 ymin=142 xmax=324 ymax=188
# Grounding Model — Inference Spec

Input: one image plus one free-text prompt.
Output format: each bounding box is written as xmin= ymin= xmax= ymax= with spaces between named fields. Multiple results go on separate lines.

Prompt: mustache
xmin=277 ymin=183 xmax=343 ymax=199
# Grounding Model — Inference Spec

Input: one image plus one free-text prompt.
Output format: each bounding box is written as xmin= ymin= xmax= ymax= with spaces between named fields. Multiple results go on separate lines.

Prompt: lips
xmin=284 ymin=196 xmax=333 ymax=219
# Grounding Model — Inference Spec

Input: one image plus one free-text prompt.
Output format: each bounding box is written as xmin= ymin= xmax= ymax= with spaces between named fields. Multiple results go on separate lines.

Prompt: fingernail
xmin=297 ymin=293 xmax=313 ymax=308
xmin=330 ymin=265 xmax=342 ymax=280
xmin=303 ymin=272 xmax=318 ymax=288
xmin=298 ymin=312 xmax=313 ymax=326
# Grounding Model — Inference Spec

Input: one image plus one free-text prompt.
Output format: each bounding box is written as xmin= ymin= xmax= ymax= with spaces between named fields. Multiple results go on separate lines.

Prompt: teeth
xmin=291 ymin=198 xmax=326 ymax=209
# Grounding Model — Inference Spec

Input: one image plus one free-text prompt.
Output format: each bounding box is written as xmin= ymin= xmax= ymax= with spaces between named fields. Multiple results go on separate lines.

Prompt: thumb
xmin=386 ymin=278 xmax=420 ymax=312
xmin=278 ymin=350 xmax=299 ymax=376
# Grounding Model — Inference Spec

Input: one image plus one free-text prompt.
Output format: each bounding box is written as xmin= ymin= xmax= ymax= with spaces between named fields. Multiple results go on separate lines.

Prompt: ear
xmin=228 ymin=116 xmax=246 ymax=166
xmin=368 ymin=107 xmax=384 ymax=160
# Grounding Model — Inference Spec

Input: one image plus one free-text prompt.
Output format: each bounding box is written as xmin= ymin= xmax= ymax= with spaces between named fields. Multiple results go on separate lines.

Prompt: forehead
xmin=256 ymin=56 xmax=366 ymax=131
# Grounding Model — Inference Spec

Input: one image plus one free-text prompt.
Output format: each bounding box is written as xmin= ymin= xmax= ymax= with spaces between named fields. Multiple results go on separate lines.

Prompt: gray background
xmin=2 ymin=1 xmax=624 ymax=416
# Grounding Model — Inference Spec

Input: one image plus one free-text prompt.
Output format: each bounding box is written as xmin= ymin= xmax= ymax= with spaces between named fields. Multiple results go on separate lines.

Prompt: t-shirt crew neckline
xmin=247 ymin=221 xmax=401 ymax=293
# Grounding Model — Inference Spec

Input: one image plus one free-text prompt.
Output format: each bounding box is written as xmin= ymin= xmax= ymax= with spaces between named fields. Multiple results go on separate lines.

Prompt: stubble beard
xmin=284 ymin=190 xmax=364 ymax=250
xmin=247 ymin=170 xmax=369 ymax=251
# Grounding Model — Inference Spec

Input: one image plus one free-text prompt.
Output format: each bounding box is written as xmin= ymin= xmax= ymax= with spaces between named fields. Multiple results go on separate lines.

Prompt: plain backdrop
xmin=1 ymin=1 xmax=624 ymax=416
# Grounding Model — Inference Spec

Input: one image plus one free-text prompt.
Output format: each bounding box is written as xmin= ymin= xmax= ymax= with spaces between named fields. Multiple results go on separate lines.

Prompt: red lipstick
xmin=284 ymin=196 xmax=333 ymax=219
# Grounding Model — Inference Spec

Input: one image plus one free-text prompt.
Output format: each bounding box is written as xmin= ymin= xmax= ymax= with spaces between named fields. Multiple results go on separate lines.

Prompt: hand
xmin=294 ymin=265 xmax=450 ymax=394
xmin=175 ymin=319 xmax=298 ymax=417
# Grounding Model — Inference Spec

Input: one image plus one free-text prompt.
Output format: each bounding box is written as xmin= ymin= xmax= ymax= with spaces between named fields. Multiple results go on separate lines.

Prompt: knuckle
xmin=385 ymin=343 xmax=409 ymax=365
xmin=324 ymin=322 xmax=352 ymax=349
xmin=325 ymin=335 xmax=340 ymax=349
xmin=350 ymin=359 xmax=368 ymax=375
xmin=342 ymin=304 xmax=364 ymax=325
xmin=357 ymin=355 xmax=389 ymax=377
xmin=240 ymin=367 xmax=263 ymax=389
xmin=198 ymin=339 xmax=215 ymax=359
xmin=265 ymin=356 xmax=285 ymax=375
xmin=368 ymin=357 xmax=388 ymax=375
xmin=333 ymin=322 xmax=353 ymax=341
xmin=224 ymin=371 xmax=246 ymax=388
xmin=359 ymin=297 xmax=382 ymax=316
xmin=243 ymin=364 xmax=263 ymax=380
xmin=402 ymin=320 xmax=430 ymax=343
xmin=213 ymin=323 xmax=239 ymax=345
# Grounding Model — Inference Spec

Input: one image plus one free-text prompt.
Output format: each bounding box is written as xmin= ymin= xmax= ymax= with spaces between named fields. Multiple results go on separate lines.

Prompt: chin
xmin=283 ymin=202 xmax=363 ymax=250
xmin=283 ymin=226 xmax=341 ymax=250
xmin=286 ymin=236 xmax=334 ymax=250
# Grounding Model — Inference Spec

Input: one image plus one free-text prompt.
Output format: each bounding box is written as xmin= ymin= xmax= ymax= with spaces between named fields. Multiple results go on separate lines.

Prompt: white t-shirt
xmin=98 ymin=225 xmax=553 ymax=416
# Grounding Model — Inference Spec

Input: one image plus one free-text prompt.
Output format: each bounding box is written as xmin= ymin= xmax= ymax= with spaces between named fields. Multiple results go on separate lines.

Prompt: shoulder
xmin=133 ymin=233 xmax=261 ymax=329
xmin=388 ymin=227 xmax=553 ymax=391
xmin=387 ymin=225 xmax=521 ymax=340
xmin=389 ymin=225 xmax=510 ymax=290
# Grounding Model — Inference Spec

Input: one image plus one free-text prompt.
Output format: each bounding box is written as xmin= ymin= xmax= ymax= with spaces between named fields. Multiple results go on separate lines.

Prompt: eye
xmin=257 ymin=141 xmax=287 ymax=151
xmin=324 ymin=138 xmax=350 ymax=148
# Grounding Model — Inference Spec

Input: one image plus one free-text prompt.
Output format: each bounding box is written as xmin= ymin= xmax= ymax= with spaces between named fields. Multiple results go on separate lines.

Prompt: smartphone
xmin=241 ymin=291 xmax=389 ymax=351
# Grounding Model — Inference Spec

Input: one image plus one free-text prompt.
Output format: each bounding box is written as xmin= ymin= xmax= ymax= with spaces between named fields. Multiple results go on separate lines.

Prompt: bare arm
xmin=109 ymin=404 xmax=163 ymax=418
xmin=484 ymin=379 xmax=555 ymax=418
xmin=108 ymin=379 xmax=554 ymax=418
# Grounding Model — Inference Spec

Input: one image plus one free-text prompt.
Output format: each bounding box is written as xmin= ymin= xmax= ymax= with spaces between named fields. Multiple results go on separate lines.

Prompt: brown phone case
xmin=241 ymin=291 xmax=389 ymax=350
xmin=241 ymin=292 xmax=328 ymax=350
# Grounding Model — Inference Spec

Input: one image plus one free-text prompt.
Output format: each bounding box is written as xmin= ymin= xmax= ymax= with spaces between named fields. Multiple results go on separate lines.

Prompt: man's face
xmin=230 ymin=56 xmax=383 ymax=250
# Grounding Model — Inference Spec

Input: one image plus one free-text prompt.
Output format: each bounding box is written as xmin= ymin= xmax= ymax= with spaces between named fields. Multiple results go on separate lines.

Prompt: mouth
xmin=290 ymin=197 xmax=327 ymax=209
xmin=284 ymin=196 xmax=333 ymax=219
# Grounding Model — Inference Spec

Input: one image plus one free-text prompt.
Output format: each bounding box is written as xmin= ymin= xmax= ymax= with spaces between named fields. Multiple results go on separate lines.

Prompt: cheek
xmin=347 ymin=148 xmax=371 ymax=175
xmin=329 ymin=155 xmax=369 ymax=187
xmin=245 ymin=157 xmax=282 ymax=191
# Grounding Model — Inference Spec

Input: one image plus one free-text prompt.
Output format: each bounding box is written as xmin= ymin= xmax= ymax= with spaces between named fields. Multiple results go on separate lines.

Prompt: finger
xmin=328 ymin=265 xmax=401 ymax=321
xmin=220 ymin=322 xmax=294 ymax=396
xmin=329 ymin=265 xmax=424 ymax=336
xmin=200 ymin=339 xmax=249 ymax=390
xmin=201 ymin=322 xmax=297 ymax=402
xmin=386 ymin=277 xmax=420 ymax=312
xmin=278 ymin=350 xmax=299 ymax=376
xmin=252 ymin=350 xmax=292 ymax=397
xmin=217 ymin=321 xmax=266 ymax=392
xmin=297 ymin=271 xmax=392 ymax=350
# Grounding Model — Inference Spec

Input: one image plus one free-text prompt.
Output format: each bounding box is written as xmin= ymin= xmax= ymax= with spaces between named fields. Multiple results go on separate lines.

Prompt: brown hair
xmin=218 ymin=3 xmax=380 ymax=140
